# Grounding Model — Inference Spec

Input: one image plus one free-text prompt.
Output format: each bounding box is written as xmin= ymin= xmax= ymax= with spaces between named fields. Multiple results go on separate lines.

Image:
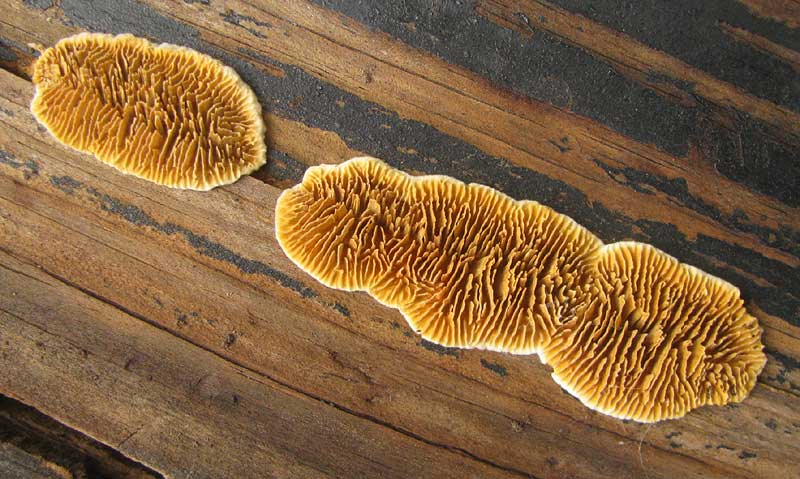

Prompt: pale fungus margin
xmin=275 ymin=157 xmax=766 ymax=422
xmin=31 ymin=32 xmax=266 ymax=190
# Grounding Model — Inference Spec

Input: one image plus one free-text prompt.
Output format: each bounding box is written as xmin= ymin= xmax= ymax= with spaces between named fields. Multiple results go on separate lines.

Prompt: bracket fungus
xmin=275 ymin=157 xmax=766 ymax=422
xmin=31 ymin=33 xmax=266 ymax=190
xmin=542 ymin=242 xmax=766 ymax=422
xmin=276 ymin=157 xmax=602 ymax=353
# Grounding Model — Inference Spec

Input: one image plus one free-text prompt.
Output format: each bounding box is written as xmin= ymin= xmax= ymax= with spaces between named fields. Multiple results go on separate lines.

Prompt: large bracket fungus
xmin=276 ymin=157 xmax=602 ymax=354
xmin=276 ymin=157 xmax=767 ymax=422
xmin=31 ymin=33 xmax=266 ymax=190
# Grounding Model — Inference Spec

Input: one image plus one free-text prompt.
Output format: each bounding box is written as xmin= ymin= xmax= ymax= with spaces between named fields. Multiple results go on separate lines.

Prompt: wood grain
xmin=0 ymin=394 xmax=161 ymax=479
xmin=4 ymin=0 xmax=796 ymax=324
xmin=1 ymin=65 xmax=799 ymax=478
xmin=477 ymin=0 xmax=800 ymax=141
xmin=0 ymin=442 xmax=71 ymax=479
xmin=1 ymin=0 xmax=798 ymax=477
xmin=720 ymin=22 xmax=800 ymax=73
xmin=737 ymin=0 xmax=800 ymax=28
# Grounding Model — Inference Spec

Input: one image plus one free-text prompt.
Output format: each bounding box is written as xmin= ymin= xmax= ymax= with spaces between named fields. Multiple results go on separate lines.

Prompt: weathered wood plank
xmin=311 ymin=0 xmax=800 ymax=208
xmin=529 ymin=0 xmax=800 ymax=113
xmin=0 ymin=395 xmax=161 ymax=479
xmin=1 ymin=249 xmax=533 ymax=479
xmin=1 ymin=67 xmax=798 ymax=478
xmin=4 ymin=0 xmax=796 ymax=333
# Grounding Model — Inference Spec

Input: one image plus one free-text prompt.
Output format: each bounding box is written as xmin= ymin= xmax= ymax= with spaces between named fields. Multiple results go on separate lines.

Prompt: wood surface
xmin=0 ymin=1 xmax=798 ymax=478
xmin=0 ymin=394 xmax=161 ymax=479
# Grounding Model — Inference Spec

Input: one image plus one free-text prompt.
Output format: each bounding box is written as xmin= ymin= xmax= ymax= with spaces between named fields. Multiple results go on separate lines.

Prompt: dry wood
xmin=0 ymin=442 xmax=72 ymax=479
xmin=1 ymin=65 xmax=798 ymax=478
xmin=1 ymin=0 xmax=796 ymax=270
xmin=1 ymin=0 xmax=798 ymax=477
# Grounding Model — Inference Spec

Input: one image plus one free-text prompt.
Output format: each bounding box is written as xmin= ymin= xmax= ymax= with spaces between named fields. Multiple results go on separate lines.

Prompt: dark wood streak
xmin=542 ymin=0 xmax=800 ymax=111
xmin=0 ymin=395 xmax=162 ymax=479
xmin=315 ymin=0 xmax=800 ymax=208
xmin=737 ymin=0 xmax=800 ymax=29
xmin=720 ymin=22 xmax=800 ymax=72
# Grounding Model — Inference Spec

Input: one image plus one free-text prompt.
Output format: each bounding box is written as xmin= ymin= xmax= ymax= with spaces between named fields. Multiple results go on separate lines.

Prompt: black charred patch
xmin=313 ymin=0 xmax=694 ymax=157
xmin=221 ymin=10 xmax=272 ymax=38
xmin=1 ymin=150 xmax=39 ymax=180
xmin=644 ymin=72 xmax=695 ymax=93
xmin=764 ymin=348 xmax=800 ymax=393
xmin=0 ymin=39 xmax=19 ymax=63
xmin=331 ymin=303 xmax=351 ymax=318
xmin=23 ymin=0 xmax=54 ymax=9
xmin=45 ymin=178 xmax=322 ymax=300
xmin=544 ymin=0 xmax=799 ymax=112
xmin=419 ymin=339 xmax=460 ymax=358
xmin=664 ymin=433 xmax=683 ymax=449
xmin=594 ymin=158 xmax=799 ymax=257
xmin=314 ymin=0 xmax=799 ymax=207
xmin=255 ymin=149 xmax=306 ymax=186
xmin=49 ymin=175 xmax=83 ymax=194
xmin=480 ymin=358 xmax=508 ymax=377
xmin=738 ymin=450 xmax=757 ymax=460
xmin=0 ymin=150 xmax=21 ymax=168
xmin=765 ymin=418 xmax=778 ymax=431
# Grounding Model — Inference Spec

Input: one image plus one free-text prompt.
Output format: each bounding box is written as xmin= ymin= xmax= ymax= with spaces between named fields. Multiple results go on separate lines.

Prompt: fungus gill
xmin=276 ymin=157 xmax=602 ymax=353
xmin=542 ymin=242 xmax=766 ymax=422
xmin=31 ymin=32 xmax=266 ymax=190
xmin=275 ymin=157 xmax=766 ymax=421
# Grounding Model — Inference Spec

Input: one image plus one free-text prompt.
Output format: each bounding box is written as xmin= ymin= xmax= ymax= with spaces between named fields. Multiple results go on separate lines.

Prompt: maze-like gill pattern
xmin=543 ymin=243 xmax=767 ymax=422
xmin=276 ymin=157 xmax=602 ymax=353
xmin=275 ymin=158 xmax=766 ymax=421
xmin=31 ymin=33 xmax=266 ymax=190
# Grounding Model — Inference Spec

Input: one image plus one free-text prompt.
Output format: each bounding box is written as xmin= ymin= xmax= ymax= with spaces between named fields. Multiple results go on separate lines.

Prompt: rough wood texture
xmin=0 ymin=0 xmax=798 ymax=477
xmin=0 ymin=395 xmax=162 ymax=479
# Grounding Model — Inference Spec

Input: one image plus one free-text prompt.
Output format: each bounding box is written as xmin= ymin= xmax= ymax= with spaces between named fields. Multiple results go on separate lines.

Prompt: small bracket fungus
xmin=31 ymin=33 xmax=266 ymax=190
xmin=543 ymin=242 xmax=766 ymax=422
xmin=275 ymin=157 xmax=766 ymax=422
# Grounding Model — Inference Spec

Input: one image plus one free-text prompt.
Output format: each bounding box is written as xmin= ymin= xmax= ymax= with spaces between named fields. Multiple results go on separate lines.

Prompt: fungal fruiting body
xmin=542 ymin=242 xmax=766 ymax=422
xmin=275 ymin=157 xmax=766 ymax=422
xmin=31 ymin=33 xmax=266 ymax=190
xmin=276 ymin=157 xmax=602 ymax=354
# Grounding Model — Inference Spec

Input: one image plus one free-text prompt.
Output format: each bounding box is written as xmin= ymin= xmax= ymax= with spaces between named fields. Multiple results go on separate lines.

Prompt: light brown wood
xmin=1 ymin=0 xmax=798 ymax=477
xmin=1 ymin=65 xmax=798 ymax=478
